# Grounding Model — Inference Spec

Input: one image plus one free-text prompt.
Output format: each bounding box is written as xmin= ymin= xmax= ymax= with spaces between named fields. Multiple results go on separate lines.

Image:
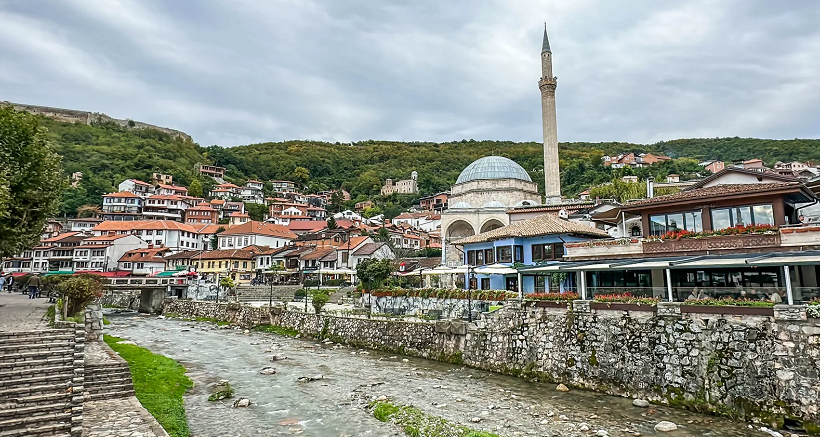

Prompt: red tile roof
xmin=103 ymin=191 xmax=142 ymax=199
xmin=623 ymin=183 xmax=803 ymax=209
xmin=220 ymin=221 xmax=296 ymax=239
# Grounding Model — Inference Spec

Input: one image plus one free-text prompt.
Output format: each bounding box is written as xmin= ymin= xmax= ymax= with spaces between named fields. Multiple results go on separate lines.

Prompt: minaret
xmin=539 ymin=25 xmax=561 ymax=204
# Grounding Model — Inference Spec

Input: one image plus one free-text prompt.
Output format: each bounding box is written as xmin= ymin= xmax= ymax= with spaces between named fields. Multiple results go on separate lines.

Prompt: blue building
xmin=454 ymin=214 xmax=608 ymax=293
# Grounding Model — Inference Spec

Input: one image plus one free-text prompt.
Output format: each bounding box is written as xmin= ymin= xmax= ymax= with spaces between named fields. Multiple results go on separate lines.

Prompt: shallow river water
xmin=107 ymin=313 xmax=778 ymax=437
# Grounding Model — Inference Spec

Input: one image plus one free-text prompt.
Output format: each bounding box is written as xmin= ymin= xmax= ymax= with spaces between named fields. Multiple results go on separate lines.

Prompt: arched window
xmin=631 ymin=226 xmax=642 ymax=237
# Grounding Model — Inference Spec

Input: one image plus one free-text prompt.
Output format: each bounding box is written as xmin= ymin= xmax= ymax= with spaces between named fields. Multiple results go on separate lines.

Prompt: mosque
xmin=441 ymin=27 xmax=562 ymax=265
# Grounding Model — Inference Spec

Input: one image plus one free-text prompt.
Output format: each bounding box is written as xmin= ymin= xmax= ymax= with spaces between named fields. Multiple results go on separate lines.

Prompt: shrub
xmin=683 ymin=297 xmax=775 ymax=307
xmin=805 ymin=299 xmax=819 ymax=318
xmin=592 ymin=293 xmax=659 ymax=306
xmin=312 ymin=292 xmax=329 ymax=313
xmin=527 ymin=292 xmax=579 ymax=302
xmin=56 ymin=274 xmax=103 ymax=317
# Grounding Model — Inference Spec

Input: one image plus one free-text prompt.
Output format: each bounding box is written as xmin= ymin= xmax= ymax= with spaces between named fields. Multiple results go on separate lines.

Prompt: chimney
xmin=646 ymin=177 xmax=655 ymax=199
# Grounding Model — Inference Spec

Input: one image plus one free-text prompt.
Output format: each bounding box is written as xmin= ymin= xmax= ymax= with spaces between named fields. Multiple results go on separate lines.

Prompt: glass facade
xmin=649 ymin=211 xmax=703 ymax=236
xmin=710 ymin=204 xmax=774 ymax=230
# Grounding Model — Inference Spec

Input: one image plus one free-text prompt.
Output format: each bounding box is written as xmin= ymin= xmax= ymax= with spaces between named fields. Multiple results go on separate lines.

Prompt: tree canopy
xmin=0 ymin=106 xmax=65 ymax=258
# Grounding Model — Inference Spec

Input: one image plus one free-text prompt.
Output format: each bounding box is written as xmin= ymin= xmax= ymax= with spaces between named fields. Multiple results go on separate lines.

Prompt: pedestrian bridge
xmin=102 ymin=276 xmax=191 ymax=314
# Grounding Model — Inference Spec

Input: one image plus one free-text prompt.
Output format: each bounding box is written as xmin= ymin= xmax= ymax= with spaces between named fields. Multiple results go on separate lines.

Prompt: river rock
xmin=654 ymin=421 xmax=678 ymax=432
xmin=759 ymin=427 xmax=784 ymax=437
xmin=297 ymin=375 xmax=323 ymax=382
xmin=233 ymin=398 xmax=250 ymax=408
xmin=375 ymin=395 xmax=388 ymax=401
xmin=471 ymin=417 xmax=481 ymax=423
xmin=260 ymin=367 xmax=276 ymax=375
xmin=556 ymin=384 xmax=569 ymax=392
xmin=269 ymin=354 xmax=288 ymax=361
xmin=579 ymin=423 xmax=590 ymax=431
xmin=632 ymin=399 xmax=650 ymax=408
xmin=595 ymin=430 xmax=608 ymax=437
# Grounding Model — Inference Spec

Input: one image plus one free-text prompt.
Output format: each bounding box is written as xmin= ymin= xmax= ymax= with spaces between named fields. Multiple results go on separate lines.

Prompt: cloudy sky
xmin=1 ymin=0 xmax=819 ymax=147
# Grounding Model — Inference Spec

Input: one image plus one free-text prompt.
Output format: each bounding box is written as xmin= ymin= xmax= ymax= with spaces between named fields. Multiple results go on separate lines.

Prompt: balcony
xmin=567 ymin=225 xmax=820 ymax=261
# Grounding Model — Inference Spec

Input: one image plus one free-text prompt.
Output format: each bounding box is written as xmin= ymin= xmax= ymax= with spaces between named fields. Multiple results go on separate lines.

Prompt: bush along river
xmin=106 ymin=313 xmax=792 ymax=437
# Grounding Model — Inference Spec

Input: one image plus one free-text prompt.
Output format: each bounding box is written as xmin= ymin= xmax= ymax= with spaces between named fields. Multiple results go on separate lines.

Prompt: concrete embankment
xmin=163 ymin=299 xmax=820 ymax=434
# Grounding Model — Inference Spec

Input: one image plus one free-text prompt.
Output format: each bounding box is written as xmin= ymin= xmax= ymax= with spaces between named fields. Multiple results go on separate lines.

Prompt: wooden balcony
xmin=643 ymin=233 xmax=781 ymax=254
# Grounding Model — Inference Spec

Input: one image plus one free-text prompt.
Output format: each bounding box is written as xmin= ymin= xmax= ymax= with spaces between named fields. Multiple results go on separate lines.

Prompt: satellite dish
xmin=558 ymin=209 xmax=569 ymax=219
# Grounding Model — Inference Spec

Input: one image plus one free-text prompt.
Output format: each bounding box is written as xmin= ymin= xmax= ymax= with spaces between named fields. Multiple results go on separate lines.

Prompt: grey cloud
xmin=1 ymin=0 xmax=818 ymax=147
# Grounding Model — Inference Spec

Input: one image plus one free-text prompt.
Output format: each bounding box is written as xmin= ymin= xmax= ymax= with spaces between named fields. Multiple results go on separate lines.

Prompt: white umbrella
xmin=475 ymin=263 xmax=518 ymax=275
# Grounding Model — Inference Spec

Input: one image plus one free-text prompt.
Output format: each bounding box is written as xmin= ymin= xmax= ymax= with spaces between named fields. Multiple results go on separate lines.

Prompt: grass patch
xmin=192 ymin=316 xmax=230 ymax=326
xmin=44 ymin=305 xmax=56 ymax=326
xmin=207 ymin=382 xmax=234 ymax=402
xmin=370 ymin=401 xmax=505 ymax=437
xmin=103 ymin=317 xmax=111 ymax=325
xmin=104 ymin=334 xmax=193 ymax=437
xmin=253 ymin=324 xmax=299 ymax=337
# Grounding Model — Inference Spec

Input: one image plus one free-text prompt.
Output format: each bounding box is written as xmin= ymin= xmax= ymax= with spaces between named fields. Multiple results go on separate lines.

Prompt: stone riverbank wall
xmin=163 ymin=299 xmax=820 ymax=433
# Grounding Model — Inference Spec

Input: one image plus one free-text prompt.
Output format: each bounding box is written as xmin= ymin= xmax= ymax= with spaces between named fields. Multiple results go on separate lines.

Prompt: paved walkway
xmin=84 ymin=397 xmax=169 ymax=437
xmin=0 ymin=290 xmax=51 ymax=331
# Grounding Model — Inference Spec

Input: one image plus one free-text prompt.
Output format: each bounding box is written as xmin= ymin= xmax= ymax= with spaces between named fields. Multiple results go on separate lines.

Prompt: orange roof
xmin=216 ymin=183 xmax=240 ymax=189
xmin=210 ymin=199 xmax=226 ymax=205
xmin=130 ymin=179 xmax=152 ymax=186
xmin=119 ymin=247 xmax=170 ymax=263
xmin=103 ymin=191 xmax=142 ymax=199
xmin=157 ymin=184 xmax=188 ymax=191
xmin=188 ymin=203 xmax=216 ymax=211
xmin=41 ymin=232 xmax=81 ymax=243
xmin=134 ymin=221 xmax=198 ymax=232
xmin=147 ymin=194 xmax=186 ymax=201
xmin=220 ymin=220 xmax=296 ymax=239
xmin=85 ymin=234 xmax=129 ymax=241
xmin=339 ymin=236 xmax=369 ymax=251
xmin=190 ymin=223 xmax=225 ymax=234
xmin=229 ymin=212 xmax=250 ymax=217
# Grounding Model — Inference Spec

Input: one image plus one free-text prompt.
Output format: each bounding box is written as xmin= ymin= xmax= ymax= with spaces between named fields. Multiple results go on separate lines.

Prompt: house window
xmin=711 ymin=204 xmax=774 ymax=231
xmin=480 ymin=278 xmax=490 ymax=290
xmin=146 ymin=230 xmax=153 ymax=235
xmin=496 ymin=246 xmax=512 ymax=263
xmin=514 ymin=246 xmax=524 ymax=263
xmin=123 ymin=262 xmax=132 ymax=269
xmin=156 ymin=230 xmax=163 ymax=235
xmin=136 ymin=263 xmax=144 ymax=269
xmin=243 ymin=262 xmax=248 ymax=269
xmin=467 ymin=251 xmax=476 ymax=265
xmin=631 ymin=226 xmax=642 ymax=237
xmin=475 ymin=250 xmax=484 ymax=266
xmin=532 ymin=243 xmax=564 ymax=262
xmin=233 ymin=262 xmax=239 ymax=269
xmin=484 ymin=249 xmax=494 ymax=264
xmin=649 ymin=211 xmax=703 ymax=236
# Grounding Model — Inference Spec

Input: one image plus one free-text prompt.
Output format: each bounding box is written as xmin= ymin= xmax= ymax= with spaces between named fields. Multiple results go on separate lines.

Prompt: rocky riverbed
xmin=106 ymin=313 xmax=793 ymax=437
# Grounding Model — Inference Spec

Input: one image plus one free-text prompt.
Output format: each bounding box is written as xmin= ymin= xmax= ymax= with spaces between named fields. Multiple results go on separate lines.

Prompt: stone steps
xmin=0 ymin=329 xmax=81 ymax=437
xmin=0 ymin=330 xmax=74 ymax=341
xmin=0 ymin=421 xmax=72 ymax=437
xmin=0 ymin=366 xmax=74 ymax=382
xmin=0 ymin=382 xmax=72 ymax=398
xmin=0 ymin=356 xmax=74 ymax=372
xmin=0 ymin=341 xmax=74 ymax=354
xmin=86 ymin=389 xmax=135 ymax=401
xmin=0 ymin=334 xmax=75 ymax=346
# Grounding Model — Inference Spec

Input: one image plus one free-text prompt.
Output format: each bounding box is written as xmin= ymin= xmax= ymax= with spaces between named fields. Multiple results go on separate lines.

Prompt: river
xmin=106 ymin=313 xmax=779 ymax=437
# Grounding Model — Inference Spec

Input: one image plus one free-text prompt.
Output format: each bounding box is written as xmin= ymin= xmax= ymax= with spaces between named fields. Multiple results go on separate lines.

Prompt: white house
xmin=78 ymin=234 xmax=147 ymax=271
xmin=218 ymin=220 xmax=297 ymax=250
xmin=117 ymin=247 xmax=170 ymax=275
xmin=155 ymin=184 xmax=189 ymax=197
xmin=241 ymin=180 xmax=265 ymax=204
xmin=91 ymin=221 xmax=203 ymax=253
xmin=392 ymin=212 xmax=441 ymax=232
xmin=68 ymin=218 xmax=103 ymax=233
xmin=118 ymin=179 xmax=155 ymax=198
xmin=334 ymin=210 xmax=363 ymax=222
xmin=143 ymin=195 xmax=192 ymax=221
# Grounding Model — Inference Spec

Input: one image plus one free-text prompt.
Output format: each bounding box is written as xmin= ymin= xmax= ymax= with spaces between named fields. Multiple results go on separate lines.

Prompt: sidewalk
xmin=0 ymin=291 xmax=51 ymax=331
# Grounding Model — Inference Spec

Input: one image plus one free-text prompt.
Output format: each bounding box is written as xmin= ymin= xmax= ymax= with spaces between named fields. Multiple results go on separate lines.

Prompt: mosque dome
xmin=482 ymin=200 xmax=506 ymax=208
xmin=456 ymin=156 xmax=532 ymax=184
xmin=451 ymin=201 xmax=473 ymax=209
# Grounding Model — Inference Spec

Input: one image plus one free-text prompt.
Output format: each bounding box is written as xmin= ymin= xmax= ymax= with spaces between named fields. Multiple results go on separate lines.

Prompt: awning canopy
xmin=422 ymin=265 xmax=469 ymax=275
xmin=475 ymin=263 xmax=518 ymax=275
xmin=747 ymin=251 xmax=820 ymax=266
xmin=43 ymin=271 xmax=73 ymax=276
xmin=153 ymin=271 xmax=177 ymax=277
xmin=318 ymin=268 xmax=356 ymax=275
xmin=670 ymin=255 xmax=754 ymax=269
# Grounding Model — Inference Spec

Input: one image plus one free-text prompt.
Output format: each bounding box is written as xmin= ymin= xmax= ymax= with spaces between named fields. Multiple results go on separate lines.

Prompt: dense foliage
xmin=0 ymin=107 xmax=65 ymax=257
xmin=55 ymin=273 xmax=103 ymax=317
xmin=32 ymin=114 xmax=820 ymax=216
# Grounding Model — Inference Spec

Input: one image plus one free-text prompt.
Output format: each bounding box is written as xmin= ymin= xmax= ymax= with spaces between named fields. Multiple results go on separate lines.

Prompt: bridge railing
xmin=104 ymin=277 xmax=192 ymax=288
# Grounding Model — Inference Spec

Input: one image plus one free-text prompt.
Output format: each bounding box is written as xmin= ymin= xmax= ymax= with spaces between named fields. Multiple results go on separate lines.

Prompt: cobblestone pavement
xmin=0 ymin=290 xmax=51 ymax=331
xmin=84 ymin=397 xmax=168 ymax=437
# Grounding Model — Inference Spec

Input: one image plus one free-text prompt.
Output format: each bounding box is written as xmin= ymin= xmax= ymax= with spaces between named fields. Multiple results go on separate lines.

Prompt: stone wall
xmin=163 ymin=299 xmax=820 ymax=432
xmin=99 ymin=291 xmax=141 ymax=311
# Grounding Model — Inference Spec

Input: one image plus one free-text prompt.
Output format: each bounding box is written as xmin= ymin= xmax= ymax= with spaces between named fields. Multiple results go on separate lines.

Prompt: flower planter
xmin=530 ymin=301 xmax=570 ymax=309
xmin=681 ymin=305 xmax=774 ymax=316
xmin=590 ymin=302 xmax=657 ymax=312
xmin=795 ymin=228 xmax=809 ymax=233
xmin=371 ymin=292 xmax=393 ymax=297
xmin=781 ymin=229 xmax=794 ymax=234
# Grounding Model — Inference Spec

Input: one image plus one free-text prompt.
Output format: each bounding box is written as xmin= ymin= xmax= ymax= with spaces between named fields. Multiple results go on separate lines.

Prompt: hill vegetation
xmin=34 ymin=115 xmax=820 ymax=216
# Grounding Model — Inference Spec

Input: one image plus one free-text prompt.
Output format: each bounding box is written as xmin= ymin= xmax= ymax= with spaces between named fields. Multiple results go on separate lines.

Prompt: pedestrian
xmin=6 ymin=274 xmax=13 ymax=293
xmin=26 ymin=273 xmax=41 ymax=300
xmin=0 ymin=273 xmax=5 ymax=293
xmin=771 ymin=290 xmax=783 ymax=304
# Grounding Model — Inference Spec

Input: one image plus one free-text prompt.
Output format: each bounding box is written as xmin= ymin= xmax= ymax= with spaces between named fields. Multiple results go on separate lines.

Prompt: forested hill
xmin=36 ymin=115 xmax=820 ymax=215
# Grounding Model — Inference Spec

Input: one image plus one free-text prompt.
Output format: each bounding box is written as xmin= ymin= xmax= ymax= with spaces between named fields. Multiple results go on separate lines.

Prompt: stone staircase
xmin=83 ymin=343 xmax=135 ymax=401
xmin=0 ymin=329 xmax=83 ymax=437
xmin=328 ymin=288 xmax=351 ymax=304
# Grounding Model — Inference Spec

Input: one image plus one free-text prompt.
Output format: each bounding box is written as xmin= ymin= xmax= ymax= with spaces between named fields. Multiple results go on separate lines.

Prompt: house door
xmin=505 ymin=276 xmax=518 ymax=292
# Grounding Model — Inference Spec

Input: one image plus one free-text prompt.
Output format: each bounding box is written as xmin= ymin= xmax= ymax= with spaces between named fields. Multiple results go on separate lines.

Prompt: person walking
xmin=26 ymin=274 xmax=41 ymax=299
xmin=0 ymin=273 xmax=5 ymax=293
xmin=6 ymin=274 xmax=12 ymax=293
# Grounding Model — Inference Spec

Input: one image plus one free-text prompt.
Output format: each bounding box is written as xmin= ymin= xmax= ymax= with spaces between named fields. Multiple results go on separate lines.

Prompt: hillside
xmin=35 ymin=114 xmax=820 ymax=215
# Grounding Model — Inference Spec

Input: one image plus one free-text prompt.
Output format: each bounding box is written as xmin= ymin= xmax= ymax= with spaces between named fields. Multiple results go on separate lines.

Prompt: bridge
xmin=103 ymin=277 xmax=192 ymax=314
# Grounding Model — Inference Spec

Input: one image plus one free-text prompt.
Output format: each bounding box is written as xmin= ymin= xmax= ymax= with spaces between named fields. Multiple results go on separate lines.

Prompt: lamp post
xmin=467 ymin=266 xmax=475 ymax=322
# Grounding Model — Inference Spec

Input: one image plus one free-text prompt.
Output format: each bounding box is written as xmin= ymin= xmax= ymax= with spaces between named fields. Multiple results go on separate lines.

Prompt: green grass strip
xmin=253 ymin=323 xmax=299 ymax=337
xmin=104 ymin=334 xmax=193 ymax=437
xmin=371 ymin=401 xmax=504 ymax=437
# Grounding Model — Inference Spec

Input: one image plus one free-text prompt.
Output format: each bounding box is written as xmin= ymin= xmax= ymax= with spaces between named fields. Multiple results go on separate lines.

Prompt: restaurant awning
xmin=43 ymin=271 xmax=74 ymax=276
xmin=153 ymin=271 xmax=177 ymax=277
xmin=318 ymin=268 xmax=356 ymax=275
xmin=475 ymin=263 xmax=518 ymax=275
xmin=746 ymin=251 xmax=820 ymax=266
xmin=422 ymin=265 xmax=470 ymax=275
xmin=670 ymin=255 xmax=754 ymax=269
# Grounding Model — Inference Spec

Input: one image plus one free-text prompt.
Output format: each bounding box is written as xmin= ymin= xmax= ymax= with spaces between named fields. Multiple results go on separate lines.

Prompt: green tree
xmin=244 ymin=202 xmax=268 ymax=221
xmin=327 ymin=216 xmax=338 ymax=229
xmin=210 ymin=226 xmax=226 ymax=250
xmin=76 ymin=204 xmax=100 ymax=218
xmin=56 ymin=274 xmax=103 ymax=317
xmin=219 ymin=276 xmax=235 ymax=292
xmin=329 ymin=191 xmax=343 ymax=213
xmin=188 ymin=179 xmax=204 ymax=198
xmin=356 ymin=258 xmax=393 ymax=291
xmin=362 ymin=206 xmax=381 ymax=218
xmin=0 ymin=106 xmax=65 ymax=258
xmin=292 ymin=166 xmax=310 ymax=187
xmin=311 ymin=291 xmax=329 ymax=313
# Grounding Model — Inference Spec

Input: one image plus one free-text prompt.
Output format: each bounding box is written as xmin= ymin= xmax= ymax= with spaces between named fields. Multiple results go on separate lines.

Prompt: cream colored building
xmin=381 ymin=171 xmax=418 ymax=195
